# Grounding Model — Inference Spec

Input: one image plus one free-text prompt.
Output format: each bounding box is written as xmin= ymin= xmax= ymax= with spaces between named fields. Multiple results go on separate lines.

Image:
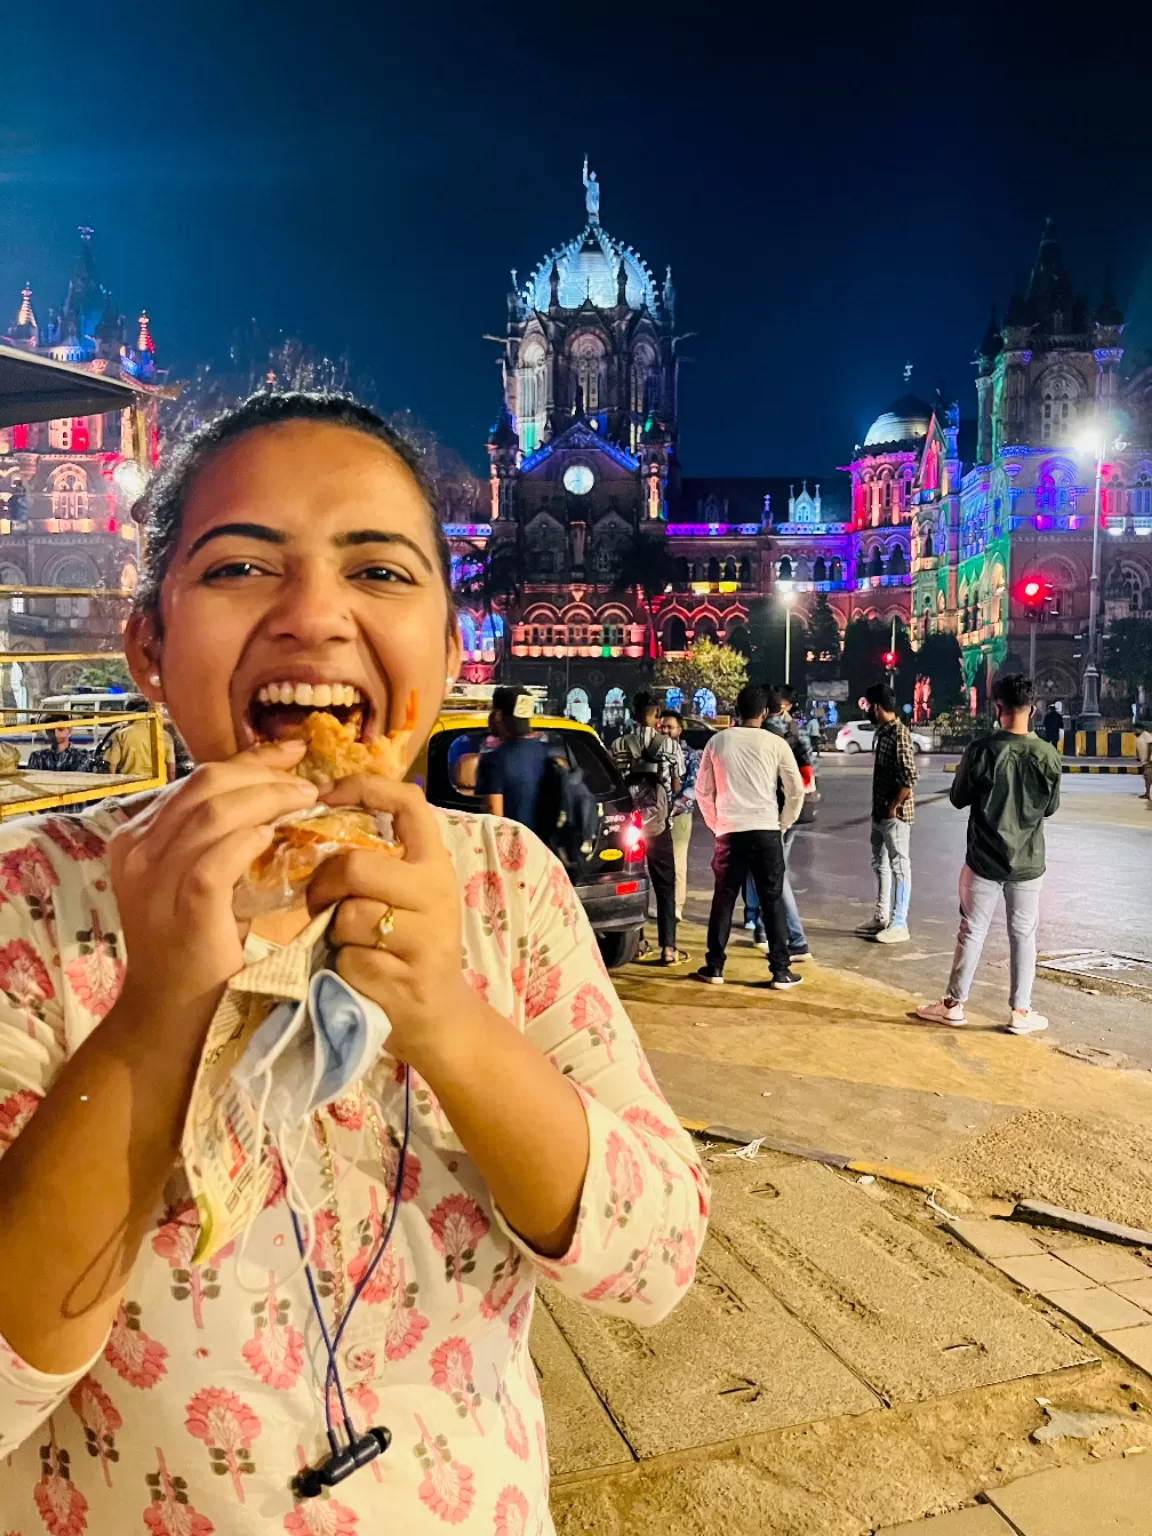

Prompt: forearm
xmin=408 ymin=988 xmax=590 ymax=1258
xmin=486 ymin=793 xmax=504 ymax=817
xmin=0 ymin=987 xmax=215 ymax=1372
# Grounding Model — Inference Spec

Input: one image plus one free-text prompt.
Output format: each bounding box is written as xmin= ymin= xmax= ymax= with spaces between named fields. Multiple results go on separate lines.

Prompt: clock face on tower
xmin=563 ymin=464 xmax=595 ymax=496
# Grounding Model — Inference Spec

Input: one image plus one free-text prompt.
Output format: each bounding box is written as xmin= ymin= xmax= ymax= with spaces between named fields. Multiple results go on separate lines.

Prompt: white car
xmin=836 ymin=720 xmax=933 ymax=755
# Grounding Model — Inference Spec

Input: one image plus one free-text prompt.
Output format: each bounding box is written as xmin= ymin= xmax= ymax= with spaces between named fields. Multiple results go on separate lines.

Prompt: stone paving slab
xmin=945 ymin=1218 xmax=1042 ymax=1259
xmin=710 ymin=1159 xmax=1092 ymax=1403
xmin=540 ymin=1230 xmax=878 ymax=1458
xmin=1051 ymin=1244 xmax=1152 ymax=1286
xmin=529 ymin=1300 xmax=634 ymax=1477
xmin=985 ymin=1453 xmax=1152 ymax=1533
xmin=879 ymin=1506 xmax=1013 ymax=1534
xmin=988 ymin=1252 xmax=1089 ymax=1292
xmin=1100 ymin=1323 xmax=1152 ymax=1378
xmin=1112 ymin=1278 xmax=1152 ymax=1311
xmin=1039 ymin=1285 xmax=1152 ymax=1334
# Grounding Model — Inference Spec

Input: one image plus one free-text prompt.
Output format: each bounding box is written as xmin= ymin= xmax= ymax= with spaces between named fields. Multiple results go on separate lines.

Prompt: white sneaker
xmin=755 ymin=940 xmax=770 ymax=954
xmin=874 ymin=925 xmax=911 ymax=944
xmin=916 ymin=998 xmax=966 ymax=1027
xmin=855 ymin=917 xmax=887 ymax=938
xmin=1008 ymin=1009 xmax=1048 ymax=1036
xmin=676 ymin=907 xmax=684 ymax=920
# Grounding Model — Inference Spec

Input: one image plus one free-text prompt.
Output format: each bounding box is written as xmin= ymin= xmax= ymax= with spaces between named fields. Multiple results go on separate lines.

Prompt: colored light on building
xmin=443 ymin=523 xmax=493 ymax=538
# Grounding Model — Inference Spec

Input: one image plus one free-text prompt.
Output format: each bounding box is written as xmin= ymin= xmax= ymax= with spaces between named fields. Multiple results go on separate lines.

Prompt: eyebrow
xmin=185 ymin=522 xmax=434 ymax=573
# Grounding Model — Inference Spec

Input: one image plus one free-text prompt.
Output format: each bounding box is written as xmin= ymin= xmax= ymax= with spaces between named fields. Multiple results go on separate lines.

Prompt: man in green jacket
xmin=916 ymin=673 xmax=1061 ymax=1035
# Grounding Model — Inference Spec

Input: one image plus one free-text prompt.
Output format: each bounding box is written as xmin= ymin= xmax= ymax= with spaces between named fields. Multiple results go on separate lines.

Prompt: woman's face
xmin=129 ymin=420 xmax=459 ymax=766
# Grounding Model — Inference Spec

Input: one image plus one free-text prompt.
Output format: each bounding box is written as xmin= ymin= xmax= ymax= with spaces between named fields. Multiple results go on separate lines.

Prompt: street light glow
xmin=779 ymin=584 xmax=795 ymax=604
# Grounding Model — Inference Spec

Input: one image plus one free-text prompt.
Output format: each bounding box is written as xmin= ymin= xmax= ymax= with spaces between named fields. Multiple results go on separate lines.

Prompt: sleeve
xmin=475 ymin=748 xmax=501 ymax=799
xmin=0 ymin=848 xmax=109 ymax=1451
xmin=895 ymin=727 xmax=918 ymax=789
xmin=949 ymin=746 xmax=973 ymax=808
xmin=694 ymin=742 xmax=717 ymax=830
xmin=492 ymin=841 xmax=709 ymax=1322
xmin=777 ymin=743 xmax=805 ymax=831
xmin=1043 ymin=755 xmax=1061 ymax=817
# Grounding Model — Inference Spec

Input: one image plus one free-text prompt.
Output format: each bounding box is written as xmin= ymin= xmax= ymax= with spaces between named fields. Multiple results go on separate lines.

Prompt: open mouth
xmin=247 ymin=681 xmax=375 ymax=744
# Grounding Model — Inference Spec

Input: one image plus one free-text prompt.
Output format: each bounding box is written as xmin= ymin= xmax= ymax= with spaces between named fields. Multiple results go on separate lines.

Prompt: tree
xmin=1104 ymin=617 xmax=1152 ymax=705
xmin=745 ymin=598 xmax=808 ymax=694
xmin=913 ymin=631 xmax=966 ymax=717
xmin=75 ymin=659 xmax=134 ymax=691
xmin=654 ymin=637 xmax=748 ymax=712
xmin=805 ymin=593 xmax=842 ymax=673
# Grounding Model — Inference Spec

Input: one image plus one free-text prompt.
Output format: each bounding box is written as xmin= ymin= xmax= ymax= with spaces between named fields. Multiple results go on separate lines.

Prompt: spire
xmin=9 ymin=282 xmax=37 ymax=343
xmin=549 ymin=260 xmax=560 ymax=307
xmin=1026 ymin=216 xmax=1073 ymax=319
xmin=1096 ymin=284 xmax=1124 ymax=328
xmin=616 ymin=258 xmax=628 ymax=307
xmin=488 ymin=402 xmax=518 ymax=450
xmin=979 ymin=306 xmax=1002 ymax=357
xmin=136 ymin=310 xmax=154 ymax=353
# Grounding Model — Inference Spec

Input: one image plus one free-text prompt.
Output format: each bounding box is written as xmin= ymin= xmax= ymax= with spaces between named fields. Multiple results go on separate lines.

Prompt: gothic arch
xmin=516 ymin=336 xmax=547 ymax=452
xmin=662 ymin=613 xmax=688 ymax=651
xmin=1030 ymin=364 xmax=1090 ymax=444
xmin=568 ymin=330 xmax=608 ymax=413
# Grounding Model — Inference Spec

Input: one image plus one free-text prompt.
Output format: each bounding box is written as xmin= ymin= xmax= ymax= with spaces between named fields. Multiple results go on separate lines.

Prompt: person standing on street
xmin=761 ymin=688 xmax=814 ymax=962
xmin=1135 ymin=722 xmax=1152 ymax=801
xmin=806 ymin=709 xmax=823 ymax=756
xmin=856 ymin=681 xmax=917 ymax=944
xmin=694 ymin=683 xmax=805 ymax=988
xmin=1041 ymin=701 xmax=1063 ymax=750
xmin=613 ymin=692 xmax=681 ymax=963
xmin=660 ymin=709 xmax=699 ymax=920
xmin=917 ymin=673 xmax=1061 ymax=1035
xmin=476 ymin=685 xmax=553 ymax=827
xmin=27 ymin=725 xmax=91 ymax=773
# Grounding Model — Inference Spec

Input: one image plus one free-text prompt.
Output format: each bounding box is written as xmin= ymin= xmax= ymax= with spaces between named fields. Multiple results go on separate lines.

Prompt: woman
xmin=0 ymin=394 xmax=707 ymax=1532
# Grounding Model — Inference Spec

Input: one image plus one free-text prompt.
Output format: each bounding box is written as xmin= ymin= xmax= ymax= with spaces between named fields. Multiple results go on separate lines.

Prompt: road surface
xmin=684 ymin=752 xmax=1152 ymax=1065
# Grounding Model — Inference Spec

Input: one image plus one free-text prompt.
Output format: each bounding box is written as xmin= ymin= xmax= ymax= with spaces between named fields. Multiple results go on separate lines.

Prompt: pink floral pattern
xmin=0 ymin=805 xmax=707 ymax=1532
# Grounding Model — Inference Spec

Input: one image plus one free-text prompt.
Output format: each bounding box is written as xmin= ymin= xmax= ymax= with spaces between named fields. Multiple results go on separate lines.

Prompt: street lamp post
xmin=780 ymin=584 xmax=795 ymax=685
xmin=1077 ymin=419 xmax=1126 ymax=729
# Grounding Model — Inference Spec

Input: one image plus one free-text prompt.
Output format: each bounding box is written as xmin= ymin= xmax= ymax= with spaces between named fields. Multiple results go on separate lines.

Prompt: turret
xmin=8 ymin=283 xmax=37 ymax=345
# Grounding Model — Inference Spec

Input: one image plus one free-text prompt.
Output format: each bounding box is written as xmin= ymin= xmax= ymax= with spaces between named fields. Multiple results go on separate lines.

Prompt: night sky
xmin=3 ymin=2 xmax=1150 ymax=476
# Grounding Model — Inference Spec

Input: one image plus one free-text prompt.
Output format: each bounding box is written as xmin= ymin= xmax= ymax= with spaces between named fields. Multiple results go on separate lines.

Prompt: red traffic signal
xmin=882 ymin=650 xmax=897 ymax=668
xmin=1016 ymin=576 xmax=1052 ymax=611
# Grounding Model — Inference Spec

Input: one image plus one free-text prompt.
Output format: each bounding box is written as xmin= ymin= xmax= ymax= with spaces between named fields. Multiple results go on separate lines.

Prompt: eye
xmin=202 ymin=560 xmax=270 ymax=584
xmin=353 ymin=564 xmax=413 ymax=586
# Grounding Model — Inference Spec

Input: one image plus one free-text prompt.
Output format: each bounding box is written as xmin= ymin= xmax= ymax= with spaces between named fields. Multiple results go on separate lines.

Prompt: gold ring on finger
xmin=374 ymin=904 xmax=396 ymax=948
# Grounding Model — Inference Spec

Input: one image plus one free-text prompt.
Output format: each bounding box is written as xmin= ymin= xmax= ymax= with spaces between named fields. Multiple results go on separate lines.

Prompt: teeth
xmin=253 ymin=681 xmax=363 ymax=709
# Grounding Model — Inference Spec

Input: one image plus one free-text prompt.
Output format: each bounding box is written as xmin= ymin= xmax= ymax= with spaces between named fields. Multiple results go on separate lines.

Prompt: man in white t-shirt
xmin=694 ymin=683 xmax=805 ymax=989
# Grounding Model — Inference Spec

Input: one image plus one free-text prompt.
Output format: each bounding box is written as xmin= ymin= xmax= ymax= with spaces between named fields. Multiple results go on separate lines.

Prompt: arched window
xmin=723 ymin=558 xmax=737 ymax=582
xmin=693 ymin=687 xmax=717 ymax=718
xmin=51 ymin=556 xmax=99 ymax=618
xmin=707 ymin=556 xmax=720 ymax=583
xmin=738 ymin=556 xmax=751 ymax=586
xmin=517 ymin=342 xmax=546 ymax=453
xmin=778 ymin=556 xmax=793 ymax=580
xmin=1132 ymin=473 xmax=1152 ymax=518
xmin=901 ymin=471 xmax=915 ymax=513
xmin=813 ymin=556 xmax=827 ymax=582
xmin=868 ymin=546 xmax=884 ymax=578
xmin=570 ymin=333 xmax=605 ymax=414
xmin=923 ymin=529 xmax=934 ymax=558
xmin=674 ymin=556 xmax=690 ymax=589
xmin=887 ymin=545 xmax=907 ymax=577
xmin=726 ymin=624 xmax=751 ymax=656
xmin=694 ymin=615 xmax=718 ymax=642
xmin=479 ymin=613 xmax=504 ymax=652
xmin=1037 ymin=375 xmax=1081 ymax=443
xmin=0 ymin=563 xmax=26 ymax=614
xmin=882 ymin=478 xmax=893 ymax=515
xmin=830 ymin=557 xmax=842 ymax=583
xmin=50 ymin=466 xmax=89 ymax=520
xmin=663 ymin=614 xmax=687 ymax=651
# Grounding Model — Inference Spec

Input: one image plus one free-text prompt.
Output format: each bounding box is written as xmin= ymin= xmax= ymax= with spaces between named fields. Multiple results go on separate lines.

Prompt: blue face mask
xmin=231 ymin=970 xmax=393 ymax=1141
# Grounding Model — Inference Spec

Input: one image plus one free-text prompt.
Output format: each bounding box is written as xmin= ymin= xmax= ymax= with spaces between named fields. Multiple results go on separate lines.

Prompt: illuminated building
xmin=0 ymin=227 xmax=166 ymax=695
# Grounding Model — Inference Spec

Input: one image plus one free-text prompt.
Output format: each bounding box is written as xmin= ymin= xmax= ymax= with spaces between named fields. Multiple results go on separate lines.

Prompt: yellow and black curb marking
xmin=678 ymin=1118 xmax=936 ymax=1192
xmin=944 ymin=761 xmax=1141 ymax=775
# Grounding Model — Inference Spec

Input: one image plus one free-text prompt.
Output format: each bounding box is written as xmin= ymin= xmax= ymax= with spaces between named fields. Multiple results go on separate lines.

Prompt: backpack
xmin=534 ymin=756 xmax=599 ymax=867
xmin=612 ymin=730 xmax=672 ymax=836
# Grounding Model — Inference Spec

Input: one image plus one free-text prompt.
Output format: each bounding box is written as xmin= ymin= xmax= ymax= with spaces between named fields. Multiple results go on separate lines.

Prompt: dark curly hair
xmin=130 ymin=391 xmax=453 ymax=624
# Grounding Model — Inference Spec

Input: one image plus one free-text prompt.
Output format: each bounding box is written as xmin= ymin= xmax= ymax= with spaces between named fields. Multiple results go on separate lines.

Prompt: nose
xmin=264 ymin=563 xmax=358 ymax=649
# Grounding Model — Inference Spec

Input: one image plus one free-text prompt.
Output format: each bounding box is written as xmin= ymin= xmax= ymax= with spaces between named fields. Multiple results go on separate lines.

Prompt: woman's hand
xmin=306 ymin=777 xmax=472 ymax=1068
xmin=109 ymin=739 xmax=320 ymax=1017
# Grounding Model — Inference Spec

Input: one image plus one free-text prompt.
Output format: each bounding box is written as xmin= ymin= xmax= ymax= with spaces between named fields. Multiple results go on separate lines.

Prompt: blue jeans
xmin=871 ymin=818 xmax=911 ymax=928
xmin=947 ymin=865 xmax=1042 ymax=1012
xmin=745 ymin=826 xmax=806 ymax=951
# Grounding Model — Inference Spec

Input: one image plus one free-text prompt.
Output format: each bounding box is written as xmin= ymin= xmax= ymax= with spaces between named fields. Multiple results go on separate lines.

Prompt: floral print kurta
xmin=0 ymin=803 xmax=707 ymax=1534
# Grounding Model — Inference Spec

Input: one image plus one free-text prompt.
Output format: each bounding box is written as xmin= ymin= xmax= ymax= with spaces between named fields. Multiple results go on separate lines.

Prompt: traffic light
xmin=1016 ymin=576 xmax=1052 ymax=614
xmin=882 ymin=650 xmax=897 ymax=668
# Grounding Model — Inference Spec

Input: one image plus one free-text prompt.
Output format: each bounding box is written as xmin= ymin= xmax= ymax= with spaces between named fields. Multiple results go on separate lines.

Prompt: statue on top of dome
xmin=582 ymin=155 xmax=600 ymax=225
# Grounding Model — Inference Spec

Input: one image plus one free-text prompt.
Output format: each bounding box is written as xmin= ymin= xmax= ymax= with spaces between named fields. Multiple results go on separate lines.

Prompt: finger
xmin=174 ymin=823 xmax=278 ymax=913
xmin=329 ymin=897 xmax=419 ymax=958
xmin=333 ymin=943 xmax=408 ymax=1001
xmin=319 ymin=777 xmax=439 ymax=863
xmin=126 ymin=780 xmax=322 ymax=877
xmin=135 ymin=764 xmax=318 ymax=854
xmin=307 ymin=846 xmax=432 ymax=915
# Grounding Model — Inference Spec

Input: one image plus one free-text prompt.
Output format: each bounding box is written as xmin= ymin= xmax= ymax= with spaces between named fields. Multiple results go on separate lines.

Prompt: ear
xmin=124 ymin=611 xmax=165 ymax=702
xmin=444 ymin=614 xmax=463 ymax=690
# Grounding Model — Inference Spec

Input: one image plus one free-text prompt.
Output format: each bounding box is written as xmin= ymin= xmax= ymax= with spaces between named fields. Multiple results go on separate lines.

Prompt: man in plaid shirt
xmin=856 ymin=681 xmax=917 ymax=944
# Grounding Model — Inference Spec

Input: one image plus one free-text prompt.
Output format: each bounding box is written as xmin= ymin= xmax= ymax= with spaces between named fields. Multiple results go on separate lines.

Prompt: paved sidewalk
xmin=881 ymin=1452 xmax=1152 ymax=1532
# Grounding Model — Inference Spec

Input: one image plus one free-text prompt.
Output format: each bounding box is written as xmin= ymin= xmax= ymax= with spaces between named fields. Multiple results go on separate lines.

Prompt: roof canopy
xmin=0 ymin=344 xmax=140 ymax=428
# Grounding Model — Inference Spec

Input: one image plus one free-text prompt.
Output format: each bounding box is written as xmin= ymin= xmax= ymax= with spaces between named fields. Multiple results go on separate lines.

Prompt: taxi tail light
xmin=623 ymin=810 xmax=645 ymax=863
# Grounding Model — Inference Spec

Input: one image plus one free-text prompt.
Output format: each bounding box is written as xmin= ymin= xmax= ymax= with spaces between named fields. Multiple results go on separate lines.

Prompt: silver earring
xmin=445 ymin=674 xmax=455 ymax=688
xmin=148 ymin=672 xmax=161 ymax=687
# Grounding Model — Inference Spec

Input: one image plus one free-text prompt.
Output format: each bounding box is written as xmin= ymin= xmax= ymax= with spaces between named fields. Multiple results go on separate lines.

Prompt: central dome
xmin=521 ymin=165 xmax=661 ymax=315
xmin=863 ymin=393 xmax=933 ymax=449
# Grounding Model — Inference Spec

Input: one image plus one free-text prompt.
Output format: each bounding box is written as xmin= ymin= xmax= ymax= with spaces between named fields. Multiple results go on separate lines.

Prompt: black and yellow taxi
xmin=410 ymin=705 xmax=649 ymax=967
